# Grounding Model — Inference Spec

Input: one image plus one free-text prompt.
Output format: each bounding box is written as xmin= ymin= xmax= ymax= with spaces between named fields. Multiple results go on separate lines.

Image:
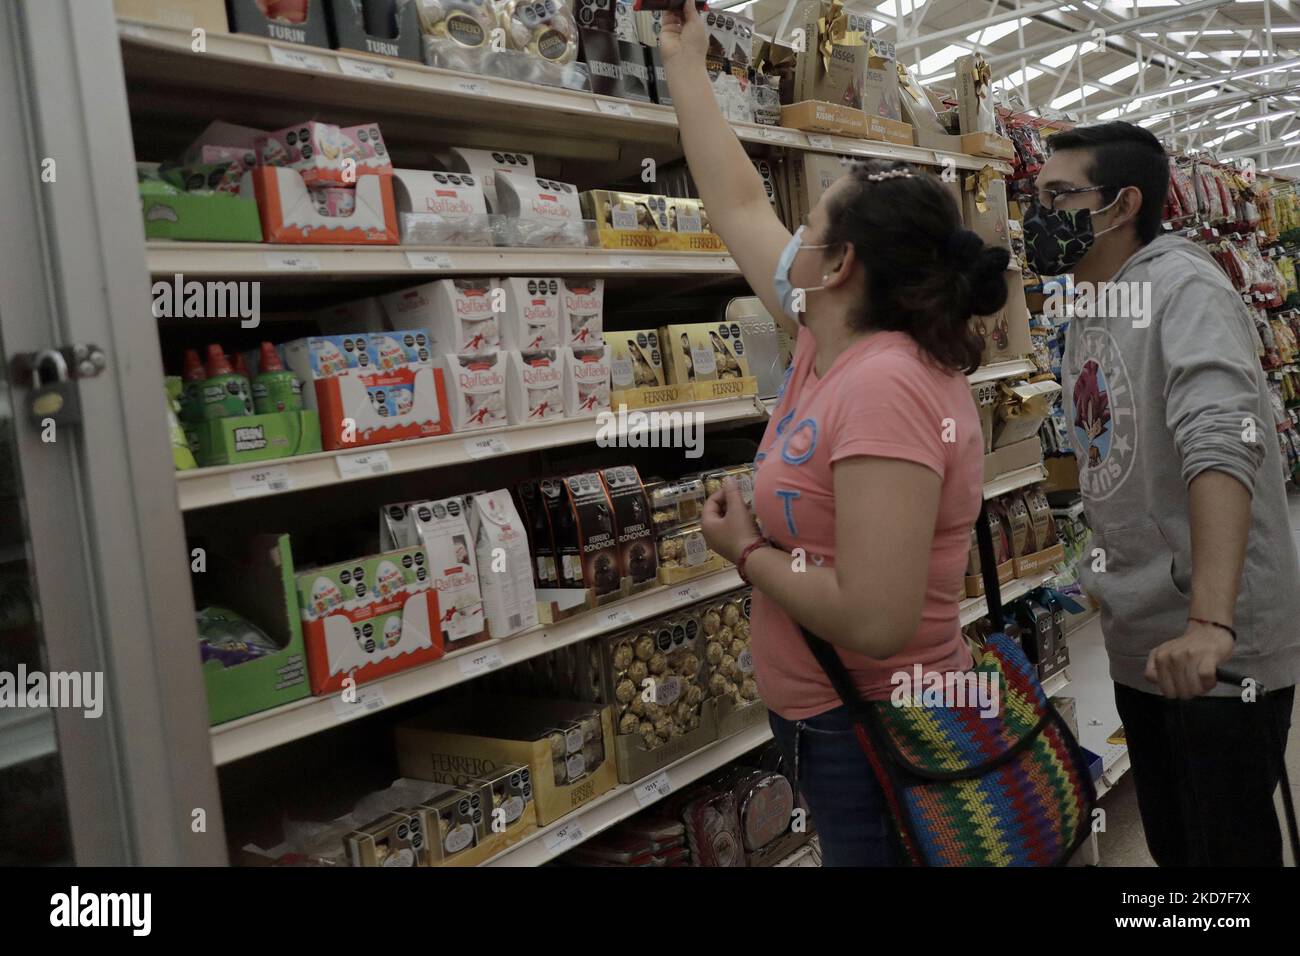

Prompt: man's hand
xmin=659 ymin=1 xmax=709 ymax=66
xmin=1144 ymin=620 xmax=1234 ymax=699
xmin=700 ymin=477 xmax=762 ymax=565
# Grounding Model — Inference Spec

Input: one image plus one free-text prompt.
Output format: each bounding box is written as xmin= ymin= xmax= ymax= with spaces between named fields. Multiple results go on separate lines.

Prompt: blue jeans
xmin=769 ymin=704 xmax=898 ymax=867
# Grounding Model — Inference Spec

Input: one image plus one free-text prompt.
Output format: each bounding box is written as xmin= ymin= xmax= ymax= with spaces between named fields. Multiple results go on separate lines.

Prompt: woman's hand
xmin=700 ymin=478 xmax=762 ymax=565
xmin=659 ymin=1 xmax=708 ymax=66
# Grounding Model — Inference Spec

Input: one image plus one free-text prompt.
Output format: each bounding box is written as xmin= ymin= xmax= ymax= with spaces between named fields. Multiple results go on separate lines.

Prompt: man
xmin=1028 ymin=121 xmax=1299 ymax=866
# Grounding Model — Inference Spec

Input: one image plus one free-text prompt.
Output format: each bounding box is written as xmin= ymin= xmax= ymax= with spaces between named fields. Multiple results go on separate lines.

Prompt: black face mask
xmin=1022 ymin=195 xmax=1122 ymax=276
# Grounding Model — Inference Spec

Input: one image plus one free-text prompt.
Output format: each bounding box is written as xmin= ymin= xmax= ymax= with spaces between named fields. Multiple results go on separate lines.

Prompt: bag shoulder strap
xmin=974 ymin=499 xmax=1005 ymax=632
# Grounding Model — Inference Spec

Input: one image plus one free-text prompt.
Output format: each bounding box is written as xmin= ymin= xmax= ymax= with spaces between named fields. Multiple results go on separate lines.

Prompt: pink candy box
xmin=255 ymin=120 xmax=392 ymax=186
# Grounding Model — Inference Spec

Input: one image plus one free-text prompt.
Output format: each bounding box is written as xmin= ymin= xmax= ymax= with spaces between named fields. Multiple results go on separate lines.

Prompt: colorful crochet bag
xmin=800 ymin=503 xmax=1096 ymax=866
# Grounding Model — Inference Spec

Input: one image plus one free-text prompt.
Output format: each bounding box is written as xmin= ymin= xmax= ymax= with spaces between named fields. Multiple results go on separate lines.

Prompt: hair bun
xmin=946 ymin=228 xmax=985 ymax=262
xmin=966 ymin=243 xmax=1012 ymax=317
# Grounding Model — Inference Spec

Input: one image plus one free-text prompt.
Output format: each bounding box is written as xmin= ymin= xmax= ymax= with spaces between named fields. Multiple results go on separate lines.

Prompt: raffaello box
xmin=563 ymin=344 xmax=611 ymax=417
xmin=507 ymin=349 xmax=566 ymax=425
xmin=255 ymin=121 xmax=392 ymax=187
xmin=381 ymin=279 xmax=502 ymax=356
xmin=294 ymin=546 xmax=444 ymax=696
xmin=500 ymin=277 xmax=561 ymax=350
xmin=560 ymin=278 xmax=604 ymax=346
xmin=242 ymin=167 xmax=398 ymax=244
xmin=284 ymin=335 xmax=451 ymax=450
xmin=443 ymin=352 xmax=508 ymax=431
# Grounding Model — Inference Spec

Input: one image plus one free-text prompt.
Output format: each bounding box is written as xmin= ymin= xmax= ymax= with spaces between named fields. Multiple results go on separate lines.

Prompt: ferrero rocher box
xmin=396 ymin=697 xmax=617 ymax=827
xmin=580 ymin=190 xmax=728 ymax=252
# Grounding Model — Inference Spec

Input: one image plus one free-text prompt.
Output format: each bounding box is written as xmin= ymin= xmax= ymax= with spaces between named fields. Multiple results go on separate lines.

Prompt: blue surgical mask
xmin=773 ymin=226 xmax=830 ymax=323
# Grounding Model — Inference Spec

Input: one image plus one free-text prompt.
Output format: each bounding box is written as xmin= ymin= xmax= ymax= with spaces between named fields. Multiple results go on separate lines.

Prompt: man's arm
xmin=1147 ymin=278 xmax=1263 ymax=697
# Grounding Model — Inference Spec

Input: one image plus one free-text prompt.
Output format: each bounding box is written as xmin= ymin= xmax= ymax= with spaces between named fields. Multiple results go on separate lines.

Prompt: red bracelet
xmin=1189 ymin=617 xmax=1237 ymax=641
xmin=736 ymin=538 xmax=768 ymax=585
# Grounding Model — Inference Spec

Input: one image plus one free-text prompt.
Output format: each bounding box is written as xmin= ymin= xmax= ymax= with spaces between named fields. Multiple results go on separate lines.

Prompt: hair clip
xmin=865 ymin=169 xmax=915 ymax=183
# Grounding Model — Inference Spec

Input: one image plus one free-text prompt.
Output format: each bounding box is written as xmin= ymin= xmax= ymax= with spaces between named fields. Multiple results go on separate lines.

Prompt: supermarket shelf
xmin=1051 ymin=500 xmax=1085 ymax=522
xmin=0 ymin=708 xmax=57 ymax=772
xmin=967 ymin=358 xmax=1036 ymax=385
xmin=118 ymin=20 xmax=1009 ymax=176
xmin=210 ymin=567 xmax=744 ymax=765
xmin=1094 ymin=746 xmax=1131 ymax=800
xmin=776 ymin=837 xmax=822 ymax=867
xmin=958 ymin=568 xmax=1057 ymax=626
xmin=483 ymin=721 xmax=773 ymax=866
xmin=983 ymin=464 xmax=1047 ymax=500
xmin=176 ymin=396 xmax=766 ymax=511
xmin=1067 ymin=609 xmax=1131 ymax=798
xmin=147 ymin=242 xmax=739 ymax=279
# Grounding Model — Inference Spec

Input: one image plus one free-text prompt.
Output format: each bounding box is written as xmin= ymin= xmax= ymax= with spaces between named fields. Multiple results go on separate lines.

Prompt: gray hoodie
xmin=1062 ymin=234 xmax=1300 ymax=695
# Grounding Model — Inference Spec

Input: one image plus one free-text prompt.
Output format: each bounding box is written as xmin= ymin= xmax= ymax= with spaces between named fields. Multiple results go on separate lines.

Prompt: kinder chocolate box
xmin=500 ymin=277 xmax=561 ymax=351
xmin=310 ymin=186 xmax=357 ymax=218
xmin=443 ymin=148 xmax=536 ymax=213
xmin=563 ymin=344 xmax=611 ymax=418
xmin=560 ymin=278 xmax=604 ymax=346
xmin=408 ymin=497 xmax=487 ymax=645
xmin=381 ymin=279 xmax=501 ymax=356
xmin=507 ymin=349 xmax=566 ymax=425
xmin=255 ymin=121 xmax=392 ymax=187
xmin=283 ymin=334 xmax=373 ymax=385
xmin=443 ymin=352 xmax=508 ymax=430
xmin=368 ymin=330 xmax=434 ymax=371
xmin=494 ymin=175 xmax=583 ymax=224
xmin=468 ymin=491 xmax=539 ymax=638
xmin=242 ymin=166 xmax=398 ymax=244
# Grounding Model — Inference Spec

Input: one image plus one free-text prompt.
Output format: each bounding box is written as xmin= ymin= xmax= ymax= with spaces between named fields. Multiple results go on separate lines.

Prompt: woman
xmin=661 ymin=4 xmax=1011 ymax=866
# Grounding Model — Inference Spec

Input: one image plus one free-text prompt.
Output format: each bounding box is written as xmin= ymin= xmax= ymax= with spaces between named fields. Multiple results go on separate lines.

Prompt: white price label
xmin=265 ymin=252 xmax=322 ymax=272
xmin=595 ymin=99 xmax=635 ymax=117
xmin=337 ymin=57 xmax=396 ymax=81
xmin=807 ymin=134 xmax=834 ymax=149
xmin=405 ymin=251 xmax=455 ymax=270
xmin=336 ymin=450 xmax=392 ymax=479
xmin=454 ymin=79 xmax=487 ymax=95
xmin=608 ymin=255 xmax=648 ymax=269
xmin=634 ymin=772 xmax=673 ymax=807
xmin=118 ymin=23 xmax=149 ymax=39
xmin=230 ymin=466 xmax=292 ymax=498
xmin=674 ymin=585 xmax=701 ymax=604
xmin=603 ymin=607 xmax=635 ymax=628
xmin=760 ymin=126 xmax=795 ymax=144
xmin=269 ymin=46 xmax=330 ymax=72
xmin=544 ymin=822 xmax=585 ymax=852
xmin=463 ymin=435 xmax=509 ymax=459
xmin=458 ymin=648 xmax=505 ymax=676
xmin=331 ymin=685 xmax=387 ymax=721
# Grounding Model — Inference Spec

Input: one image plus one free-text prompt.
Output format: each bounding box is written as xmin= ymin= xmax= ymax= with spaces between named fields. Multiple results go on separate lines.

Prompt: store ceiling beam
xmin=894 ymin=1 xmax=1062 ymax=51
xmin=1081 ymin=57 xmax=1300 ymax=116
xmin=982 ymin=0 xmax=1231 ymax=67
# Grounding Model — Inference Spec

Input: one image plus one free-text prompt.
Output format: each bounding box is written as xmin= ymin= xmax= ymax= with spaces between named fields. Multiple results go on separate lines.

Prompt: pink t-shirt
xmin=751 ymin=328 xmax=982 ymax=719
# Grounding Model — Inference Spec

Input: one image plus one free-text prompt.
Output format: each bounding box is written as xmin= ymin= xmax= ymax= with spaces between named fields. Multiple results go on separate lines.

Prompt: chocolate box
xmin=563 ymin=344 xmax=611 ymax=417
xmin=468 ymin=491 xmax=539 ymax=638
xmin=599 ymin=464 xmax=658 ymax=587
xmin=226 ymin=0 xmax=330 ymax=46
xmin=443 ymin=352 xmax=508 ymax=430
xmin=560 ymin=278 xmax=605 ymax=347
xmin=327 ymin=0 xmax=423 ymax=61
xmin=563 ymin=472 xmax=623 ymax=600
xmin=506 ymin=348 xmax=566 ymax=424
xmin=500 ymin=277 xmax=562 ymax=351
xmin=381 ymin=278 xmax=501 ymax=356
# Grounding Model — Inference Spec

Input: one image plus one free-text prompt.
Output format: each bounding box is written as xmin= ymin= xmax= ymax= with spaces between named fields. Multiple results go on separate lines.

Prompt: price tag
xmin=269 ymin=45 xmax=330 ymax=72
xmin=595 ymin=99 xmax=635 ymax=117
xmin=634 ymin=772 xmax=673 ymax=808
xmin=264 ymin=252 xmax=322 ymax=272
xmin=674 ymin=585 xmax=701 ymax=604
xmin=118 ymin=23 xmax=149 ymax=39
xmin=458 ymin=647 xmax=505 ymax=676
xmin=608 ymin=255 xmax=648 ymax=269
xmin=453 ymin=78 xmax=487 ymax=94
xmin=544 ymin=821 xmax=586 ymax=853
xmin=230 ymin=466 xmax=292 ymax=499
xmin=760 ymin=126 xmax=795 ymax=144
xmin=337 ymin=57 xmax=396 ymax=81
xmin=331 ymin=685 xmax=388 ymax=721
xmin=603 ymin=607 xmax=635 ymax=629
xmin=464 ymin=434 xmax=510 ymax=459
xmin=405 ymin=251 xmax=455 ymax=270
xmin=807 ymin=134 xmax=834 ymax=149
xmin=336 ymin=450 xmax=392 ymax=479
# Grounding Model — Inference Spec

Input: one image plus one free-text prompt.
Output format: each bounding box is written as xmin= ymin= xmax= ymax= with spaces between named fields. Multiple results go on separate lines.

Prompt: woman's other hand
xmin=659 ymin=2 xmax=708 ymax=66
xmin=701 ymin=477 xmax=762 ymax=564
